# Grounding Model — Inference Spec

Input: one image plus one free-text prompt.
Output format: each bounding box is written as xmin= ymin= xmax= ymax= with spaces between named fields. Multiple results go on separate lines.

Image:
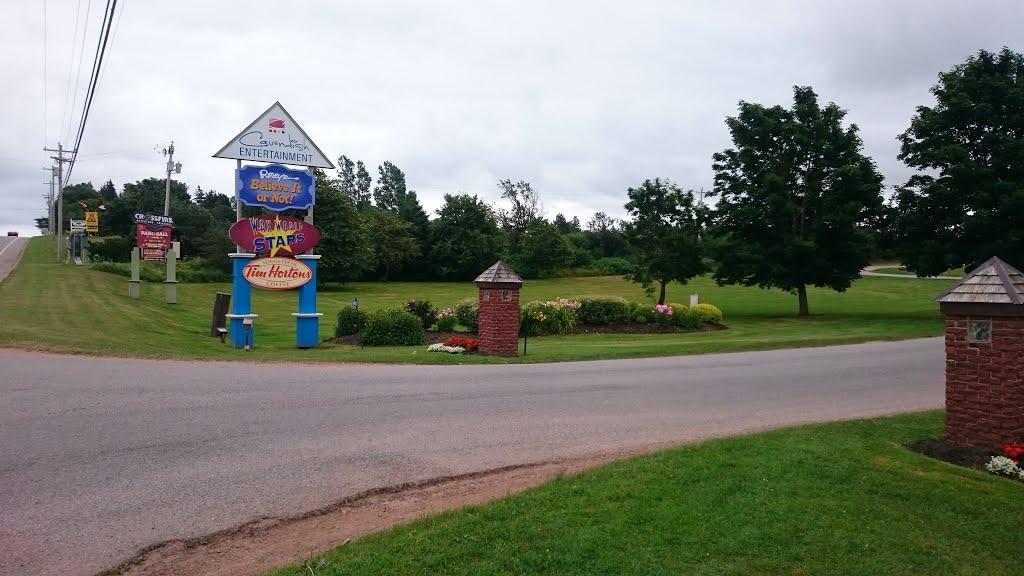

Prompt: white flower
xmin=984 ymin=456 xmax=1021 ymax=476
xmin=427 ymin=343 xmax=465 ymax=354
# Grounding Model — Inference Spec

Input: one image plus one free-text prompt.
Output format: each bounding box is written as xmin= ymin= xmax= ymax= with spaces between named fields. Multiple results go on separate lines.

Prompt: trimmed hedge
xmin=593 ymin=257 xmax=634 ymax=276
xmin=692 ymin=303 xmax=723 ymax=324
xmin=577 ymin=296 xmax=631 ymax=325
xmin=361 ymin=308 xmax=425 ymax=346
xmin=334 ymin=306 xmax=368 ymax=337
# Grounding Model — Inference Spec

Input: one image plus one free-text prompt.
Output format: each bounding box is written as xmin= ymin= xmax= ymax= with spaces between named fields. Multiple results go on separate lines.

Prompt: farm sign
xmin=229 ymin=215 xmax=320 ymax=256
xmin=242 ymin=257 xmax=313 ymax=290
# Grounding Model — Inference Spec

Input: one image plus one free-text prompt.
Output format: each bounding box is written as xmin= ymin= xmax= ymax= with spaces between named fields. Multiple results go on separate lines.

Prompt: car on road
xmin=6 ymin=231 xmax=17 ymax=236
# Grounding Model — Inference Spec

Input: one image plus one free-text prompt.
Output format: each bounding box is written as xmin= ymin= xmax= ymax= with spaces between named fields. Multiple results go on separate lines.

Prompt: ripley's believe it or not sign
xmin=228 ymin=215 xmax=321 ymax=256
xmin=242 ymin=257 xmax=313 ymax=290
xmin=236 ymin=164 xmax=315 ymax=211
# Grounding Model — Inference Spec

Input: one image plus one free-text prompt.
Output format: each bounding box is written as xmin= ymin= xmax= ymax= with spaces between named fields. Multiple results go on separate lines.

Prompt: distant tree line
xmin=45 ymin=48 xmax=1023 ymax=315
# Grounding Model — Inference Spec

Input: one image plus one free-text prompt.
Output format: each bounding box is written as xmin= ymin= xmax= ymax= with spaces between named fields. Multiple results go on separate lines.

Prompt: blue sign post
xmin=292 ymin=255 xmax=323 ymax=348
xmin=225 ymin=253 xmax=258 ymax=349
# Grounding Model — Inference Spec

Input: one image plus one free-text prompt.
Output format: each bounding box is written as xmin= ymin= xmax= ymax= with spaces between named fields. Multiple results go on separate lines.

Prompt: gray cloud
xmin=4 ymin=0 xmax=1021 ymax=235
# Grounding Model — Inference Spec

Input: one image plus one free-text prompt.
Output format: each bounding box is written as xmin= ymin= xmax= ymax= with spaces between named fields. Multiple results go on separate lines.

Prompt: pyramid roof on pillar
xmin=474 ymin=261 xmax=523 ymax=286
xmin=935 ymin=256 xmax=1024 ymax=305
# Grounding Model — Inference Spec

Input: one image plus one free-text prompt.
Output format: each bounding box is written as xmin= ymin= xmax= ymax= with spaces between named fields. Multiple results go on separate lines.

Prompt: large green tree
xmin=497 ymin=179 xmax=542 ymax=255
xmin=337 ymin=155 xmax=357 ymax=204
xmin=312 ymin=169 xmax=374 ymax=283
xmin=622 ymin=178 xmax=707 ymax=304
xmin=711 ymin=86 xmax=884 ymax=316
xmin=365 ymin=207 xmax=420 ymax=280
xmin=355 ymin=161 xmax=372 ymax=209
xmin=512 ymin=218 xmax=573 ymax=278
xmin=373 ymin=161 xmax=407 ymax=212
xmin=892 ymin=48 xmax=1024 ymax=274
xmin=429 ymin=194 xmax=505 ymax=280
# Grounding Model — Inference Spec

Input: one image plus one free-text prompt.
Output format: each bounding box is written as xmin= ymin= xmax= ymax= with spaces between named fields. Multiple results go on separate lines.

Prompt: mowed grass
xmin=266 ymin=412 xmax=1022 ymax=576
xmin=0 ymin=237 xmax=952 ymax=364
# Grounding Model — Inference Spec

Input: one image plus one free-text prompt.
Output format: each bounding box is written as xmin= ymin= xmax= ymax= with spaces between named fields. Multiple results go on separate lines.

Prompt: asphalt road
xmin=0 ymin=339 xmax=945 ymax=576
xmin=0 ymin=236 xmax=28 ymax=284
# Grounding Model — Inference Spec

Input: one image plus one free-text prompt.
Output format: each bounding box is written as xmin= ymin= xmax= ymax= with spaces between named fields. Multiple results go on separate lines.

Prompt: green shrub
xmin=628 ymin=301 xmax=649 ymax=322
xmin=361 ymin=308 xmax=425 ymax=346
xmin=334 ymin=306 xmax=368 ymax=337
xmin=520 ymin=299 xmax=580 ymax=336
xmin=403 ymin=299 xmax=438 ymax=330
xmin=577 ymin=296 xmax=631 ymax=325
xmin=593 ymin=257 xmax=634 ymax=276
xmin=679 ymin=309 xmax=703 ymax=329
xmin=87 ymin=236 xmax=134 ymax=263
xmin=668 ymin=303 xmax=689 ymax=326
xmin=92 ymin=261 xmax=164 ymax=282
xmin=692 ymin=303 xmax=724 ymax=324
xmin=436 ymin=308 xmax=457 ymax=332
xmin=454 ymin=298 xmax=480 ymax=332
xmin=632 ymin=312 xmax=649 ymax=324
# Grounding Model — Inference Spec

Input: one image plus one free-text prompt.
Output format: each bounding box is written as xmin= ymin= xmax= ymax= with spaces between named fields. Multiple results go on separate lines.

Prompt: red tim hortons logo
xmin=228 ymin=215 xmax=321 ymax=256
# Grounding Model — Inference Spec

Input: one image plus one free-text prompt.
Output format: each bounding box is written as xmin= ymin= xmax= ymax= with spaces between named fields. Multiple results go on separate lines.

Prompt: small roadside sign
xmin=70 ymin=219 xmax=86 ymax=232
xmin=85 ymin=211 xmax=99 ymax=233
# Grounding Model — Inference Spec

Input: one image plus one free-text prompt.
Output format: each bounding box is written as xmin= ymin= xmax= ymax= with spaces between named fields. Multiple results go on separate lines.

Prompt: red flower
xmin=1002 ymin=443 xmax=1024 ymax=459
xmin=443 ymin=336 xmax=480 ymax=352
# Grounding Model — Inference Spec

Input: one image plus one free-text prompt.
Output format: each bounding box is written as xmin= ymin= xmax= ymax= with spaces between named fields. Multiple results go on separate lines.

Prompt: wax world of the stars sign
xmin=228 ymin=214 xmax=321 ymax=256
xmin=235 ymin=164 xmax=315 ymax=211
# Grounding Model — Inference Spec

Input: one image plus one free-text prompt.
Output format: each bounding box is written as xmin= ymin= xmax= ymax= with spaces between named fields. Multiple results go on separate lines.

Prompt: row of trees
xmin=44 ymin=48 xmax=1023 ymax=315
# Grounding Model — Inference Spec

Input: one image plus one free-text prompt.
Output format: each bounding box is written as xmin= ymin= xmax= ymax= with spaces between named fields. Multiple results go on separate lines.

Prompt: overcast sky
xmin=3 ymin=0 xmax=1021 ymax=235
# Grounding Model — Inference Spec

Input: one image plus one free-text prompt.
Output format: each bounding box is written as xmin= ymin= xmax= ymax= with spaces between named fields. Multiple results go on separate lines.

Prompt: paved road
xmin=0 ymin=236 xmax=28 ymax=284
xmin=0 ymin=339 xmax=945 ymax=576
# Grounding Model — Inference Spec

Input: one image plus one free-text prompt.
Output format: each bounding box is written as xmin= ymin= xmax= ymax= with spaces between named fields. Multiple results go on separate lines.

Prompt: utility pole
xmin=42 ymin=167 xmax=56 ymax=236
xmin=162 ymin=142 xmax=182 ymax=216
xmin=44 ymin=143 xmax=75 ymax=263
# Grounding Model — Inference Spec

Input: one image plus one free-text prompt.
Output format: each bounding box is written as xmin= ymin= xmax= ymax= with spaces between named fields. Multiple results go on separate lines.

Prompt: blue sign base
xmin=226 ymin=253 xmax=258 ymax=349
xmin=293 ymin=255 xmax=323 ymax=348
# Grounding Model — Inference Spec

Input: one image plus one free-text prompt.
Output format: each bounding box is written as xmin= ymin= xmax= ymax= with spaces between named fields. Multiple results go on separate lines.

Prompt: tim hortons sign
xmin=228 ymin=215 xmax=320 ymax=256
xmin=242 ymin=257 xmax=313 ymax=290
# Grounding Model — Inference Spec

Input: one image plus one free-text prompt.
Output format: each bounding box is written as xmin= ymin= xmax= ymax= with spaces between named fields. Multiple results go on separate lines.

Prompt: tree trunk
xmin=658 ymin=281 xmax=667 ymax=305
xmin=797 ymin=284 xmax=809 ymax=316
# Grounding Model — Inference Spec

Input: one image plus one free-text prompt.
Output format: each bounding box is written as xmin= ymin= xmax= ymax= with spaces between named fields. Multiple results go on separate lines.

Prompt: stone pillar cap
xmin=474 ymin=260 xmax=523 ymax=287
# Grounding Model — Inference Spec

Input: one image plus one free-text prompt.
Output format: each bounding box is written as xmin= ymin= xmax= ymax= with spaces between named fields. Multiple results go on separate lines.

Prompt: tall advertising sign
xmin=214 ymin=102 xmax=329 ymax=350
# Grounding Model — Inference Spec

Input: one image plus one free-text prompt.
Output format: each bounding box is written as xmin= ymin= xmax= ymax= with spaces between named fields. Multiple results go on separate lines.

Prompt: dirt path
xmin=105 ymin=449 xmax=654 ymax=576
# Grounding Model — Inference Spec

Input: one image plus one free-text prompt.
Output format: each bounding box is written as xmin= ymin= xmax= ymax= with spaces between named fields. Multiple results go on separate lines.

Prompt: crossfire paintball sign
xmin=236 ymin=164 xmax=315 ymax=211
xmin=242 ymin=257 xmax=314 ymax=290
xmin=135 ymin=213 xmax=174 ymax=260
xmin=213 ymin=102 xmax=334 ymax=169
xmin=228 ymin=214 xmax=321 ymax=256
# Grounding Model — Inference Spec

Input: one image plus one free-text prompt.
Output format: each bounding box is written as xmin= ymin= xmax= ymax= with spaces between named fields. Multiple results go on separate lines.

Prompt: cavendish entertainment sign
xmin=236 ymin=164 xmax=315 ymax=211
xmin=213 ymin=102 xmax=334 ymax=169
xmin=228 ymin=215 xmax=321 ymax=256
xmin=242 ymin=257 xmax=314 ymax=290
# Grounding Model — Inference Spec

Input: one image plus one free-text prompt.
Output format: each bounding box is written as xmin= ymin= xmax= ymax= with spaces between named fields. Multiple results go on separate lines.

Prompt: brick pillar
xmin=474 ymin=261 xmax=524 ymax=357
xmin=944 ymin=314 xmax=1024 ymax=448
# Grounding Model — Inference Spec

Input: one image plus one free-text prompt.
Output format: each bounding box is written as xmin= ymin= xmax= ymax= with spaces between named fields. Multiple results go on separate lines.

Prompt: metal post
xmin=163 ymin=142 xmax=175 ymax=216
xmin=235 ymin=159 xmax=243 ymax=251
xmin=129 ymin=247 xmax=141 ymax=299
xmin=56 ymin=144 xmax=63 ymax=263
xmin=165 ymin=249 xmax=177 ymax=304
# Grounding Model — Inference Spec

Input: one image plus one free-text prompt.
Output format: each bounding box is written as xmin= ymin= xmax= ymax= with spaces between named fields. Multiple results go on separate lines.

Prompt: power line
xmin=65 ymin=0 xmax=118 ymax=184
xmin=43 ymin=0 xmax=48 ymax=144
xmin=58 ymin=0 xmax=85 ymax=143
xmin=64 ymin=0 xmax=95 ymax=148
xmin=97 ymin=0 xmax=128 ymax=86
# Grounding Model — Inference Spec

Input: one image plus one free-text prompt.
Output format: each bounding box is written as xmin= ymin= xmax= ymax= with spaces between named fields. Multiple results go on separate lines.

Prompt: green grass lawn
xmin=266 ymin=412 xmax=1022 ymax=576
xmin=872 ymin=265 xmax=965 ymax=277
xmin=0 ymin=237 xmax=952 ymax=364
